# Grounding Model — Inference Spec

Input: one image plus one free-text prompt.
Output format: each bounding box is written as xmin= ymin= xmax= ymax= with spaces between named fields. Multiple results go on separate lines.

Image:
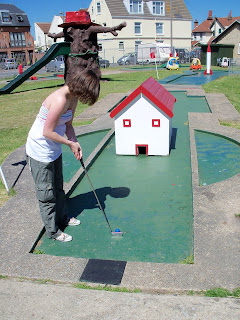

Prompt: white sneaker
xmin=55 ymin=232 xmax=72 ymax=242
xmin=68 ymin=217 xmax=81 ymax=226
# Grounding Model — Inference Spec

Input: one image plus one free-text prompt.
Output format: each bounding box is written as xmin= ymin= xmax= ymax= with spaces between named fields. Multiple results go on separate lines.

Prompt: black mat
xmin=80 ymin=259 xmax=127 ymax=285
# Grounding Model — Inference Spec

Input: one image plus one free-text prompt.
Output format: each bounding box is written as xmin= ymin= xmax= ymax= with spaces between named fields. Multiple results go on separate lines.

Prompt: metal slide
xmin=0 ymin=42 xmax=71 ymax=95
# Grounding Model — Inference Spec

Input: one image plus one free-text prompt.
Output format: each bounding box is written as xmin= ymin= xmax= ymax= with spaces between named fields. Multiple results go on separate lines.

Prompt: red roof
xmin=217 ymin=16 xmax=240 ymax=28
xmin=192 ymin=20 xmax=212 ymax=33
xmin=110 ymin=77 xmax=176 ymax=119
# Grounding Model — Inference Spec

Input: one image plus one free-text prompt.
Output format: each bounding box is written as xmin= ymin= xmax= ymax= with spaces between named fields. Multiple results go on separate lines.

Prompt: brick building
xmin=0 ymin=3 xmax=35 ymax=65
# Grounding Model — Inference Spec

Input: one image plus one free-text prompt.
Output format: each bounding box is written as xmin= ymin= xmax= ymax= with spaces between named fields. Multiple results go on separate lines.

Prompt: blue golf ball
xmin=115 ymin=228 xmax=120 ymax=232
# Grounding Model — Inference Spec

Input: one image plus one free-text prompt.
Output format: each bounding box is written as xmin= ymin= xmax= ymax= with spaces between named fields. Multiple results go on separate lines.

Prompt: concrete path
xmin=1 ymin=278 xmax=240 ymax=320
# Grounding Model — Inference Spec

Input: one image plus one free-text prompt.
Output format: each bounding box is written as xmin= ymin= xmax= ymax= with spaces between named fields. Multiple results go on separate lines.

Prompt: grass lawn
xmin=0 ymin=67 xmax=239 ymax=206
xmin=203 ymin=75 xmax=240 ymax=130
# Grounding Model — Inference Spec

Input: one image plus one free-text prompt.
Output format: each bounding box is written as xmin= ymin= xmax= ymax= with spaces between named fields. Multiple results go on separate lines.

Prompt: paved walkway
xmin=1 ymin=278 xmax=240 ymax=320
xmin=0 ymin=81 xmax=240 ymax=319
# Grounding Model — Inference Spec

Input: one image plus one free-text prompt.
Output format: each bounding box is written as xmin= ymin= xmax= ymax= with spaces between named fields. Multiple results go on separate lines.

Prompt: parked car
xmin=46 ymin=55 xmax=65 ymax=72
xmin=216 ymin=58 xmax=222 ymax=66
xmin=99 ymin=57 xmax=110 ymax=68
xmin=117 ymin=52 xmax=137 ymax=65
xmin=0 ymin=58 xmax=17 ymax=69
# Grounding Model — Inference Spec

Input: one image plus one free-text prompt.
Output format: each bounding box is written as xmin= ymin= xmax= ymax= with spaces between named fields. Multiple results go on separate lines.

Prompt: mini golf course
xmin=35 ymin=91 xmax=240 ymax=264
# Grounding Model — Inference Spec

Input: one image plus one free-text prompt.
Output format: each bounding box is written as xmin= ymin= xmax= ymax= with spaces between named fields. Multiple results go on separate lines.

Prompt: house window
xmin=97 ymin=2 xmax=101 ymax=14
xmin=156 ymin=23 xmax=163 ymax=35
xmin=152 ymin=119 xmax=160 ymax=127
xmin=98 ymin=43 xmax=102 ymax=52
xmin=123 ymin=119 xmax=131 ymax=127
xmin=119 ymin=41 xmax=124 ymax=50
xmin=135 ymin=22 xmax=142 ymax=35
xmin=153 ymin=1 xmax=164 ymax=15
xmin=1 ymin=12 xmax=10 ymax=22
xmin=219 ymin=28 xmax=221 ymax=34
xmin=17 ymin=15 xmax=23 ymax=22
xmin=9 ymin=32 xmax=26 ymax=47
xmin=130 ymin=0 xmax=142 ymax=13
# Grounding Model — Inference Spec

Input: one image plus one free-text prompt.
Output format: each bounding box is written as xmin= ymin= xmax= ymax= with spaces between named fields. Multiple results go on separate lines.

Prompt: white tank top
xmin=26 ymin=104 xmax=73 ymax=162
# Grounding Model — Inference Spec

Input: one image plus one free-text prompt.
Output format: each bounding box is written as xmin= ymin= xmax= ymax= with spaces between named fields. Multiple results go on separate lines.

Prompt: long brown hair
xmin=68 ymin=69 xmax=100 ymax=105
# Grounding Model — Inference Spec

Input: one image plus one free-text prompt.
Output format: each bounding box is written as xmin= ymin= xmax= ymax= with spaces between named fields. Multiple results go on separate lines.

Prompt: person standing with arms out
xmin=26 ymin=69 xmax=100 ymax=242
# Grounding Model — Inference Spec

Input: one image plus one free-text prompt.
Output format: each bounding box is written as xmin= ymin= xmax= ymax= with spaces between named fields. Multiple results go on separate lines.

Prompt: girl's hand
xmin=70 ymin=141 xmax=82 ymax=160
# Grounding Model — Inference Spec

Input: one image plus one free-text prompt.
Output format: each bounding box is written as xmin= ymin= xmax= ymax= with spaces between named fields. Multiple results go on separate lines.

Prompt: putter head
xmin=111 ymin=231 xmax=123 ymax=236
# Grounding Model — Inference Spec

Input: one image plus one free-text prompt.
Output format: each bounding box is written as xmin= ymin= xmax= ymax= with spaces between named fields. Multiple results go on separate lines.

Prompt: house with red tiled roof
xmin=192 ymin=10 xmax=214 ymax=47
xmin=110 ymin=77 xmax=176 ymax=156
xmin=192 ymin=10 xmax=240 ymax=48
xmin=212 ymin=19 xmax=240 ymax=59
xmin=211 ymin=11 xmax=240 ymax=39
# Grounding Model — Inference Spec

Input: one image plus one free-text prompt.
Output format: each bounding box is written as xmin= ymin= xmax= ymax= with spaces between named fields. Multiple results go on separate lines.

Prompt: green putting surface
xmin=159 ymin=70 xmax=230 ymax=85
xmin=62 ymin=130 xmax=110 ymax=182
xmin=195 ymin=130 xmax=240 ymax=186
xmin=36 ymin=92 xmax=211 ymax=263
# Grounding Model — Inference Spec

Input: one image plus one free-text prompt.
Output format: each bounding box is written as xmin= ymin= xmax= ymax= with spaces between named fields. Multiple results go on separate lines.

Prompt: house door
xmin=135 ymin=144 xmax=148 ymax=156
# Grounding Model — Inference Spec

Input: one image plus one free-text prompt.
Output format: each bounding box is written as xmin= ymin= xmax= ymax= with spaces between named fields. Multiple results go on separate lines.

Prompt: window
xmin=156 ymin=23 xmax=163 ymax=35
xmin=153 ymin=1 xmax=164 ymax=15
xmin=123 ymin=119 xmax=131 ymax=127
xmin=219 ymin=28 xmax=222 ymax=34
xmin=119 ymin=41 xmax=124 ymax=50
xmin=152 ymin=119 xmax=160 ymax=127
xmin=17 ymin=15 xmax=23 ymax=22
xmin=97 ymin=2 xmax=101 ymax=14
xmin=1 ymin=12 xmax=10 ymax=22
xmin=135 ymin=22 xmax=141 ymax=35
xmin=130 ymin=0 xmax=142 ymax=13
xmin=98 ymin=43 xmax=102 ymax=52
xmin=9 ymin=32 xmax=26 ymax=47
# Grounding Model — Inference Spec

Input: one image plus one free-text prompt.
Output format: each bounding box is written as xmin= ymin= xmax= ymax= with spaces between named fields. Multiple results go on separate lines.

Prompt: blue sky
xmin=1 ymin=0 xmax=239 ymax=39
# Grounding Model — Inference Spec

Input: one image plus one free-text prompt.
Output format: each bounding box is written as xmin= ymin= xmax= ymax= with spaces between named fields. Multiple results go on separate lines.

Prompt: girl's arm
xmin=43 ymin=97 xmax=82 ymax=160
xmin=65 ymin=107 xmax=82 ymax=160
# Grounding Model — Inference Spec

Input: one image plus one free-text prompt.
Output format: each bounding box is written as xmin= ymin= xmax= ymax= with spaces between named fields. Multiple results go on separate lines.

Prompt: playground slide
xmin=0 ymin=42 xmax=70 ymax=95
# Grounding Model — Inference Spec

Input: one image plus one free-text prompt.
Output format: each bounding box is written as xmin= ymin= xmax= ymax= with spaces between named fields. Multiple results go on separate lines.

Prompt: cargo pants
xmin=28 ymin=154 xmax=70 ymax=239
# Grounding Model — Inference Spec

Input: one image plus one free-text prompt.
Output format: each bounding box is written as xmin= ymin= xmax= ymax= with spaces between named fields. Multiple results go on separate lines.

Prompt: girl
xmin=26 ymin=69 xmax=99 ymax=242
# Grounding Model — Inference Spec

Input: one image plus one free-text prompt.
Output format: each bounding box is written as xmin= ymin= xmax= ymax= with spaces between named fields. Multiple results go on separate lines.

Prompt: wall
xmin=214 ymin=24 xmax=240 ymax=59
xmin=89 ymin=0 xmax=192 ymax=62
xmin=114 ymin=94 xmax=171 ymax=156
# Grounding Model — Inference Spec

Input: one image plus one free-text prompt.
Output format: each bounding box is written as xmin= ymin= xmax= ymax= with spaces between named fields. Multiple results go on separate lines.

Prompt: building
xmin=35 ymin=15 xmax=64 ymax=51
xmin=34 ymin=22 xmax=52 ymax=51
xmin=88 ymin=0 xmax=192 ymax=63
xmin=212 ymin=19 xmax=240 ymax=59
xmin=48 ymin=15 xmax=64 ymax=42
xmin=110 ymin=77 xmax=176 ymax=156
xmin=192 ymin=10 xmax=240 ymax=46
xmin=0 ymin=3 xmax=35 ymax=64
xmin=192 ymin=10 xmax=214 ymax=47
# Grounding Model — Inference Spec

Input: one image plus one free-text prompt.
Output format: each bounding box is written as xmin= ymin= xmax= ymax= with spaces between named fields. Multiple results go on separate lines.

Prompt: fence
xmin=229 ymin=58 xmax=240 ymax=75
xmin=99 ymin=46 xmax=194 ymax=66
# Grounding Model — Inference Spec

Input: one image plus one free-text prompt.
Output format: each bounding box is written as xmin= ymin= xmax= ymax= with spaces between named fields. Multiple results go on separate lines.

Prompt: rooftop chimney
xmin=207 ymin=10 xmax=213 ymax=20
xmin=194 ymin=19 xmax=198 ymax=28
xmin=228 ymin=10 xmax=232 ymax=21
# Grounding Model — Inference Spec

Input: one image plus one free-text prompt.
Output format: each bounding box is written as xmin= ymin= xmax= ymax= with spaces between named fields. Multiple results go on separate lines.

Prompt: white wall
xmin=49 ymin=16 xmax=64 ymax=42
xmin=114 ymin=94 xmax=172 ymax=156
xmin=34 ymin=23 xmax=54 ymax=49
